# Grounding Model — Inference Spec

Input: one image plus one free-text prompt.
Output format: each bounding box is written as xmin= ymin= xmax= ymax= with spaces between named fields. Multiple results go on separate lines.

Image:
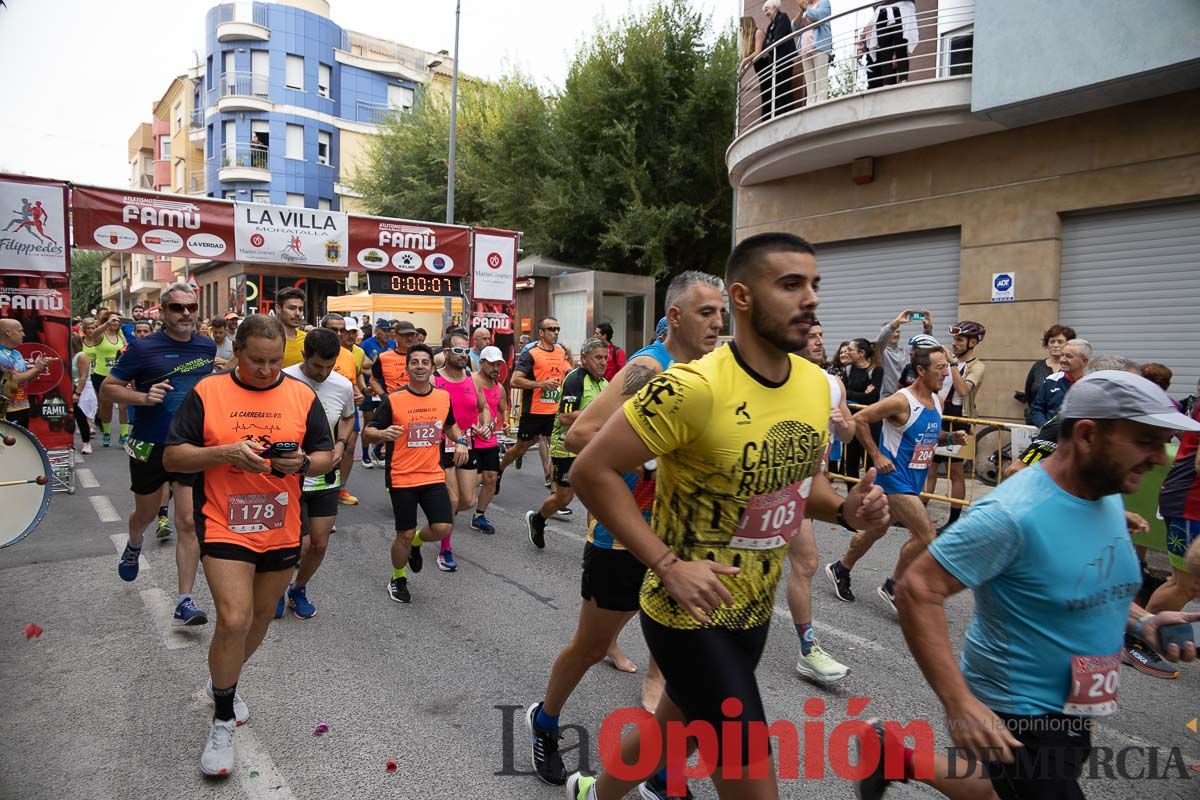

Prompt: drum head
xmin=0 ymin=421 xmax=53 ymax=548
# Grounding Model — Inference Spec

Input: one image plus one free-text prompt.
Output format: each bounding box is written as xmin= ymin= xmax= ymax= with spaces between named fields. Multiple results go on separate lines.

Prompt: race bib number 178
xmin=227 ymin=492 xmax=289 ymax=534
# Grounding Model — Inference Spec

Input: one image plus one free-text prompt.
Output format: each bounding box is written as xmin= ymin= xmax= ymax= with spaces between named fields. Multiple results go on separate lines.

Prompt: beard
xmin=1077 ymin=446 xmax=1132 ymax=497
xmin=751 ymin=302 xmax=814 ymax=354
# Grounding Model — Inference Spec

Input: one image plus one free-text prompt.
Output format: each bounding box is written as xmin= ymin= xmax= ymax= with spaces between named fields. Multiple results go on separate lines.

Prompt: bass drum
xmin=0 ymin=421 xmax=53 ymax=548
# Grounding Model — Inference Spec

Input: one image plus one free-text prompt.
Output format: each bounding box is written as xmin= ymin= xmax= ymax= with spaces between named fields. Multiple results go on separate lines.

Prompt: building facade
xmin=731 ymin=0 xmax=1200 ymax=419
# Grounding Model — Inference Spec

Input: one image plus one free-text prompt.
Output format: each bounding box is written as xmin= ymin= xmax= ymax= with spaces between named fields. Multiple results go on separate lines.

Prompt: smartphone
xmin=908 ymin=312 xmax=926 ymax=322
xmin=1158 ymin=622 xmax=1196 ymax=652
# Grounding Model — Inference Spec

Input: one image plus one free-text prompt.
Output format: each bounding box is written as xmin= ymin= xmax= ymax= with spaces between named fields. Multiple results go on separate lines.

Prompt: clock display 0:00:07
xmin=377 ymin=274 xmax=461 ymax=296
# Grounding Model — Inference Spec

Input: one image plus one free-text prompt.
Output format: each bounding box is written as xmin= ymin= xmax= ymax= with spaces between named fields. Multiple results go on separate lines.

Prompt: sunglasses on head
xmin=167 ymin=303 xmax=199 ymax=313
xmin=542 ymin=326 xmax=560 ymax=333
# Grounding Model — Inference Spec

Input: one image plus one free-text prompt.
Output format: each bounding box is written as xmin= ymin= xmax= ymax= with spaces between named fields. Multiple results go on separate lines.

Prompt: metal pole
xmin=445 ymin=0 xmax=462 ymax=225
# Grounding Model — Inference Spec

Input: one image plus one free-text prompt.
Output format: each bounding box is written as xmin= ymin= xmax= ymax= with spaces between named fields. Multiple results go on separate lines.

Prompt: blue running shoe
xmin=470 ymin=513 xmax=496 ymax=535
xmin=274 ymin=592 xmax=286 ymax=619
xmin=101 ymin=432 xmax=111 ymax=448
xmin=437 ymin=549 xmax=457 ymax=572
xmin=173 ymin=597 xmax=208 ymax=626
xmin=288 ymin=585 xmax=316 ymax=619
xmin=118 ymin=543 xmax=141 ymax=582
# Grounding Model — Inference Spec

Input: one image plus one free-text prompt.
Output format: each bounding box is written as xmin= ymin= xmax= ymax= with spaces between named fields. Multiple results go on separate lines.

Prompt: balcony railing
xmin=355 ymin=100 xmax=400 ymax=125
xmin=219 ymin=142 xmax=269 ymax=171
xmin=188 ymin=170 xmax=205 ymax=194
xmin=216 ymin=2 xmax=267 ymax=26
xmin=735 ymin=2 xmax=974 ymax=136
xmin=220 ymin=70 xmax=269 ymax=100
xmin=190 ymin=106 xmax=205 ymax=130
xmin=339 ymin=30 xmax=425 ymax=72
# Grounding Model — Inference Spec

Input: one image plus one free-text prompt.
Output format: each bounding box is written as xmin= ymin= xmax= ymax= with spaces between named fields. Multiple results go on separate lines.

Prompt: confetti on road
xmin=386 ymin=759 xmax=397 ymax=773
xmin=312 ymin=722 xmax=329 ymax=736
xmin=249 ymin=771 xmax=260 ymax=778
xmin=24 ymin=623 xmax=43 ymax=639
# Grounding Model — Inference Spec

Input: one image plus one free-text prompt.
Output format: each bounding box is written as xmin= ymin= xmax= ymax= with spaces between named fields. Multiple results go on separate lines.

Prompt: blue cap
xmin=375 ymin=319 xmax=392 ymax=330
xmin=655 ymin=317 xmax=668 ymax=338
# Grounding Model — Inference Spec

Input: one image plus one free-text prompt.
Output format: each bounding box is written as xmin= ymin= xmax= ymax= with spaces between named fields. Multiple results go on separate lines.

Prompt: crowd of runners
xmin=65 ymin=229 xmax=1200 ymax=798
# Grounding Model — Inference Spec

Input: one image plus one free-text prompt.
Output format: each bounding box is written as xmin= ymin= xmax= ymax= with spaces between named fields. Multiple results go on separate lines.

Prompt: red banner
xmin=72 ymin=185 xmax=235 ymax=262
xmin=348 ymin=215 xmax=470 ymax=276
xmin=0 ymin=277 xmax=73 ymax=450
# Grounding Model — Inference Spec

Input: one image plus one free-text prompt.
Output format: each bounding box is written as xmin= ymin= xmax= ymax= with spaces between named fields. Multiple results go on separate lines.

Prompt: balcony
xmin=728 ymin=1 xmax=999 ymax=186
xmin=335 ymin=30 xmax=428 ymax=82
xmin=131 ymin=263 xmax=165 ymax=296
xmin=353 ymin=100 xmax=398 ymax=126
xmin=217 ymin=70 xmax=270 ymax=113
xmin=216 ymin=142 xmax=270 ymax=183
xmin=216 ymin=2 xmax=269 ymax=42
xmin=188 ymin=170 xmax=205 ymax=195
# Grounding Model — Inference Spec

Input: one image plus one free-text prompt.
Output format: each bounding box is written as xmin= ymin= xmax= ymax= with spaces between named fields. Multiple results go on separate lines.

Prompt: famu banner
xmin=234 ymin=201 xmax=349 ymax=268
xmin=72 ymin=185 xmax=234 ymax=261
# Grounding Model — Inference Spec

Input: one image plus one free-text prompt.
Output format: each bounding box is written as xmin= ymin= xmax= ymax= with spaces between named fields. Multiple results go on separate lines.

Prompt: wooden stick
xmin=0 ymin=476 xmax=47 ymax=488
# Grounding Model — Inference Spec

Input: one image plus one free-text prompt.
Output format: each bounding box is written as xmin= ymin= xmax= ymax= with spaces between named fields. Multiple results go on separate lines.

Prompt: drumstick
xmin=0 ymin=476 xmax=47 ymax=488
xmin=2 ymin=435 xmax=14 ymax=446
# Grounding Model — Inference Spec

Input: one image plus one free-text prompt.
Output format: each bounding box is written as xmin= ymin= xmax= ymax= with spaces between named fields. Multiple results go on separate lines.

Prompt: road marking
xmin=109 ymin=533 xmax=149 ymax=573
xmin=139 ymin=587 xmax=200 ymax=650
xmin=77 ymin=468 xmax=99 ymax=489
xmin=234 ymin=725 xmax=298 ymax=799
xmin=90 ymin=495 xmax=121 ymax=522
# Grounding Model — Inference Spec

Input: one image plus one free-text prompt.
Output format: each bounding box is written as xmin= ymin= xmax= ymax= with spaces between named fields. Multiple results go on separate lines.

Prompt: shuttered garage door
xmin=1061 ymin=201 xmax=1200 ymax=401
xmin=814 ymin=229 xmax=961 ymax=356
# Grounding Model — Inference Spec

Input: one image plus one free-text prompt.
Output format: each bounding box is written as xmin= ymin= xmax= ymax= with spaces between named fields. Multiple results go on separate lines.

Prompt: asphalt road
xmin=1 ymin=443 xmax=1198 ymax=799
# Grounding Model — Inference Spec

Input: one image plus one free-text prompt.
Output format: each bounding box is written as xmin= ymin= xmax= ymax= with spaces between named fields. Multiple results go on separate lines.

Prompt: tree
xmin=70 ymin=249 xmax=104 ymax=316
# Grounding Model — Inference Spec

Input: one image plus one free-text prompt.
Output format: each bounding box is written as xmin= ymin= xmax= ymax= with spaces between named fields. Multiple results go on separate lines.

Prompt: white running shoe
xmin=206 ymin=678 xmax=250 ymax=726
xmin=796 ymin=643 xmax=849 ymax=683
xmin=199 ymin=718 xmax=237 ymax=777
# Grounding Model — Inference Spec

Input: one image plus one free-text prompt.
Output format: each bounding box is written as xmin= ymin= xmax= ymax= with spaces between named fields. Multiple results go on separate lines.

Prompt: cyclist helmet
xmin=949 ymin=320 xmax=986 ymax=342
xmin=908 ymin=333 xmax=940 ymax=349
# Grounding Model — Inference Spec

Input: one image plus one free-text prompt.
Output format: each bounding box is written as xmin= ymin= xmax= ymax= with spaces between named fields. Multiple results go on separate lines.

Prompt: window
xmin=173 ymin=101 xmax=183 ymax=134
xmin=317 ymin=131 xmax=330 ymax=165
xmin=252 ymin=191 xmax=270 ymax=204
xmin=223 ymin=51 xmax=234 ymax=75
xmin=175 ymin=162 xmax=185 ymax=190
xmin=286 ymin=124 xmax=304 ymax=159
xmin=286 ymin=193 xmax=304 ymax=208
xmin=223 ymin=191 xmax=236 ymax=200
xmin=160 ymin=137 xmax=171 ymax=159
xmin=286 ymin=55 xmax=304 ymax=90
xmin=223 ymin=120 xmax=236 ymax=162
xmin=318 ymin=198 xmax=330 ymax=211
xmin=206 ymin=55 xmax=213 ymax=90
xmin=318 ymin=63 xmax=331 ymax=98
xmin=251 ymin=50 xmax=269 ymax=96
xmin=387 ymin=84 xmax=414 ymax=112
xmin=206 ymin=125 xmax=213 ymax=157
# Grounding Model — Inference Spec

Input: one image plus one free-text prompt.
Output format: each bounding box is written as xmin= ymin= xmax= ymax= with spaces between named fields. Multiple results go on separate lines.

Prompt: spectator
xmin=593 ymin=322 xmax=627 ymax=382
xmin=1029 ymin=338 xmax=1090 ymax=428
xmin=829 ymin=340 xmax=851 ymax=378
xmin=0 ymin=318 xmax=49 ymax=428
xmin=223 ymin=311 xmax=240 ymax=335
xmin=470 ymin=327 xmax=492 ymax=372
xmin=865 ymin=1 xmax=918 ymax=89
xmin=1141 ymin=363 xmax=1179 ymax=409
xmin=518 ymin=333 xmax=532 ymax=349
xmin=70 ymin=332 xmax=95 ymax=454
xmin=796 ymin=0 xmax=832 ymax=104
xmin=930 ymin=321 xmax=986 ymax=530
xmin=210 ymin=317 xmax=234 ymax=368
xmin=897 ymin=332 xmax=940 ymax=390
xmin=877 ymin=308 xmax=933 ymax=397
xmin=1022 ymin=324 xmax=1075 ymax=421
xmin=416 ymin=327 xmax=427 ymax=344
xmin=1182 ymin=378 xmax=1199 ymax=418
xmin=197 ymin=319 xmax=210 ymax=338
xmin=742 ymin=0 xmax=797 ymax=120
xmin=842 ymin=337 xmax=883 ymax=478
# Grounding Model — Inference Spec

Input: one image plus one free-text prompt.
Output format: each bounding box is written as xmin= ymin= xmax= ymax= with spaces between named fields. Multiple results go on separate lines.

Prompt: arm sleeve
xmin=558 ymin=369 xmax=586 ymax=415
xmin=514 ymin=349 xmax=535 ymax=379
xmin=875 ymin=323 xmax=896 ymax=351
xmin=367 ymin=397 xmax=393 ymax=430
xmin=621 ymin=366 xmax=712 ymax=456
xmin=302 ymin=396 xmax=335 ymax=452
xmin=165 ymin=389 xmax=205 ymax=446
xmin=927 ymin=496 xmax=1023 ymax=588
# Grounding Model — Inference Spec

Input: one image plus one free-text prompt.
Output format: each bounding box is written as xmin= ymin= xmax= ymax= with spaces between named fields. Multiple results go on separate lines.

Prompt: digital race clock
xmin=367 ymin=273 xmax=463 ymax=297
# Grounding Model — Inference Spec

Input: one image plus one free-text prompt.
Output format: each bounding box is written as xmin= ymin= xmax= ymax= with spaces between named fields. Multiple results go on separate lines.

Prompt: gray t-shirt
xmin=876 ymin=323 xmax=907 ymax=398
xmin=213 ymin=337 xmax=234 ymax=361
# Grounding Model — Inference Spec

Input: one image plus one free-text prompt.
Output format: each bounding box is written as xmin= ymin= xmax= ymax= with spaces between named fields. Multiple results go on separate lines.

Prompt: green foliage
xmin=354 ymin=0 xmax=735 ymax=284
xmin=70 ymin=249 xmax=104 ymax=316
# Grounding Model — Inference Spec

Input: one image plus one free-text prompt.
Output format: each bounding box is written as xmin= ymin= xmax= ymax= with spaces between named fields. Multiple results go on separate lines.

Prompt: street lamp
xmin=446 ymin=1 xmax=461 ymax=225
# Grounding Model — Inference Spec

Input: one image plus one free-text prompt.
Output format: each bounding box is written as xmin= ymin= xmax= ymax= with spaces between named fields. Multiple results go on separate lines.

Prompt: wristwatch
xmin=336 ymin=437 xmax=349 ymax=448
xmin=299 ymin=453 xmax=311 ymax=475
xmin=836 ymin=501 xmax=857 ymax=531
xmin=456 ymin=436 xmax=469 ymax=446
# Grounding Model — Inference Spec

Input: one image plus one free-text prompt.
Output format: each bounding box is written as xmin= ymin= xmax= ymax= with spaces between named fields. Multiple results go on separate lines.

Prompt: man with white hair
xmin=1029 ymin=338 xmax=1091 ymax=428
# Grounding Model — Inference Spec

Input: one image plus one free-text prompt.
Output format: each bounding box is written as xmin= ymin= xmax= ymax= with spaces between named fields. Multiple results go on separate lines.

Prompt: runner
xmin=469 ymin=346 xmax=509 ymax=536
xmin=825 ymin=346 xmax=966 ymax=613
xmin=363 ymin=343 xmax=470 ymax=604
xmin=863 ymin=370 xmax=1200 ymax=800
xmin=784 ymin=320 xmax=852 ymax=683
xmin=358 ymin=319 xmax=392 ymax=468
xmin=926 ymin=321 xmax=986 ymax=532
xmin=319 ymin=313 xmax=362 ymax=506
xmin=369 ymin=320 xmax=419 ymax=467
xmin=469 ymin=326 xmax=491 ymax=371
xmin=277 ymin=288 xmax=307 ymax=369
xmin=565 ymin=233 xmax=889 ymax=800
xmin=92 ymin=309 xmax=129 ymax=446
xmin=163 ymin=313 xmax=335 ymax=777
xmin=433 ymin=331 xmax=491 ymax=572
xmin=103 ymin=283 xmax=215 ymax=626
xmin=524 ymin=338 xmax=608 ymax=550
xmin=499 ymin=317 xmax=570 ymax=490
xmin=526 ymin=270 xmax=725 ymax=795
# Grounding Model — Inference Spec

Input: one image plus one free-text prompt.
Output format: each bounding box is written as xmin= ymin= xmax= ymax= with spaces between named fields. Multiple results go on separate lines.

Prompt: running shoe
xmin=825 ymin=561 xmax=854 ymax=602
xmin=288 ymin=585 xmax=316 ymax=619
xmin=471 ymin=513 xmax=496 ymax=535
xmin=437 ymin=549 xmax=458 ymax=572
xmin=877 ymin=582 xmax=898 ymax=614
xmin=199 ymin=718 xmax=237 ymax=777
xmin=408 ymin=544 xmax=424 ymax=573
xmin=338 ymin=489 xmax=358 ymax=505
xmin=361 ymin=455 xmax=374 ymax=470
xmin=544 ymin=475 xmax=552 ymax=490
xmin=527 ymin=702 xmax=567 ymax=785
xmin=205 ymin=678 xmax=250 ymax=726
xmin=566 ymin=772 xmax=595 ymax=800
xmin=274 ymin=593 xmax=286 ymax=619
xmin=156 ymin=516 xmax=174 ymax=540
xmin=81 ymin=442 xmax=93 ymax=455
xmin=101 ymin=432 xmax=111 ymax=448
xmin=371 ymin=443 xmax=386 ymax=468
xmin=515 ymin=454 xmax=524 ymax=470
xmin=555 ymin=507 xmax=573 ymax=518
xmin=526 ymin=510 xmax=546 ymax=549
xmin=118 ymin=543 xmax=141 ymax=582
xmin=796 ymin=643 xmax=849 ymax=683
xmin=387 ymin=576 xmax=411 ymax=603
xmin=1122 ymin=640 xmax=1179 ymax=679
xmin=638 ymin=773 xmax=695 ymax=800
xmin=119 ymin=434 xmax=128 ymax=446
xmin=855 ymin=718 xmax=903 ymax=799
xmin=173 ymin=598 xmax=209 ymax=627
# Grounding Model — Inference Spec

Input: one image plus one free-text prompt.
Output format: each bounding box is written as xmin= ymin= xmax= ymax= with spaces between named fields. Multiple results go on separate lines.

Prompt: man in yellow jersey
xmin=277 ymin=288 xmax=307 ymax=369
xmin=567 ymin=232 xmax=889 ymax=800
xmin=320 ymin=313 xmax=363 ymax=506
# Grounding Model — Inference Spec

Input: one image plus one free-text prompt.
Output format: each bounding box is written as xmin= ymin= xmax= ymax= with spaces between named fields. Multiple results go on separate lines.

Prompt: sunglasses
xmin=542 ymin=326 xmax=560 ymax=333
xmin=449 ymin=347 xmax=470 ymax=355
xmin=167 ymin=302 xmax=199 ymax=314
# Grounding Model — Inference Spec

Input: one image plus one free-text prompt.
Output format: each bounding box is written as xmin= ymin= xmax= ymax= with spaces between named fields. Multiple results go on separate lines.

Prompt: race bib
xmin=909 ymin=442 xmax=936 ymax=469
xmin=1063 ymin=654 xmax=1120 ymax=717
xmin=407 ymin=421 xmax=441 ymax=448
xmin=539 ymin=386 xmax=560 ymax=404
xmin=731 ymin=478 xmax=812 ymax=550
xmin=124 ymin=437 xmax=154 ymax=463
xmin=444 ymin=437 xmax=457 ymax=454
xmin=227 ymin=492 xmax=289 ymax=533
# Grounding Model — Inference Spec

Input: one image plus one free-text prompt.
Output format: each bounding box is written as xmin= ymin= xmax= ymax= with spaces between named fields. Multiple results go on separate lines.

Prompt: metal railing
xmin=339 ymin=30 xmax=424 ymax=71
xmin=188 ymin=170 xmax=205 ymax=194
xmin=220 ymin=70 xmax=269 ymax=100
xmin=736 ymin=2 xmax=974 ymax=136
xmin=218 ymin=142 xmax=269 ymax=171
xmin=190 ymin=106 xmax=205 ymax=130
xmin=216 ymin=2 xmax=267 ymax=27
xmin=356 ymin=100 xmax=397 ymax=125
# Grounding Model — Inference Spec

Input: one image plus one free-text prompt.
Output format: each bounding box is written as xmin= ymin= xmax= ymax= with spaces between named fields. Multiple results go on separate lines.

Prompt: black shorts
xmin=388 ymin=483 xmax=453 ymax=532
xmin=641 ymin=613 xmax=771 ymax=768
xmin=552 ymin=456 xmax=575 ymax=488
xmin=440 ymin=446 xmax=478 ymax=470
xmin=300 ymin=488 xmax=339 ymax=537
xmin=473 ymin=445 xmax=500 ymax=473
xmin=581 ymin=542 xmax=647 ymax=612
xmin=200 ymin=541 xmax=300 ymax=573
xmin=518 ymin=413 xmax=555 ymax=441
xmin=985 ymin=713 xmax=1091 ymax=800
xmin=129 ymin=445 xmax=195 ymax=495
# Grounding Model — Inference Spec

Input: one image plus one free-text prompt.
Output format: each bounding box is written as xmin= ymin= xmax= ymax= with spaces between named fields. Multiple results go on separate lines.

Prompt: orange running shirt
xmin=515 ymin=344 xmax=571 ymax=415
xmin=332 ymin=347 xmax=357 ymax=386
xmin=167 ymin=371 xmax=333 ymax=552
xmin=368 ymin=385 xmax=456 ymax=489
xmin=372 ymin=348 xmax=410 ymax=392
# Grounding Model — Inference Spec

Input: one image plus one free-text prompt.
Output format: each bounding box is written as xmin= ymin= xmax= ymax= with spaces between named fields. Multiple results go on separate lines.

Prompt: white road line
xmin=234 ymin=725 xmax=298 ymax=799
xmin=90 ymin=495 xmax=121 ymax=523
xmin=77 ymin=468 xmax=99 ymax=489
xmin=109 ymin=533 xmax=149 ymax=573
xmin=139 ymin=587 xmax=200 ymax=651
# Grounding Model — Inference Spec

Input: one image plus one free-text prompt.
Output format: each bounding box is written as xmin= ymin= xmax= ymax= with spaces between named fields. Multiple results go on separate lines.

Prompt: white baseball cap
xmin=479 ymin=345 xmax=505 ymax=363
xmin=1061 ymin=370 xmax=1200 ymax=431
xmin=345 ymin=317 xmax=360 ymax=332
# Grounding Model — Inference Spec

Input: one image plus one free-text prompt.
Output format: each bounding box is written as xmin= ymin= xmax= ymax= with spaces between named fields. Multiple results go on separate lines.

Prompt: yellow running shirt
xmin=623 ymin=343 xmax=829 ymax=630
xmin=282 ymin=329 xmax=306 ymax=369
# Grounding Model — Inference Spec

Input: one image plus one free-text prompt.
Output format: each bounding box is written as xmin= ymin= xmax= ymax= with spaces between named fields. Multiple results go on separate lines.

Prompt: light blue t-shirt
xmin=928 ymin=464 xmax=1140 ymax=717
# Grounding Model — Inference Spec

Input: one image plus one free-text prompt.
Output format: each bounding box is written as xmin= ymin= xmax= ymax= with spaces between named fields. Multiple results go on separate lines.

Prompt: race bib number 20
xmin=731 ymin=478 xmax=812 ymax=550
xmin=1063 ymin=654 xmax=1120 ymax=717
